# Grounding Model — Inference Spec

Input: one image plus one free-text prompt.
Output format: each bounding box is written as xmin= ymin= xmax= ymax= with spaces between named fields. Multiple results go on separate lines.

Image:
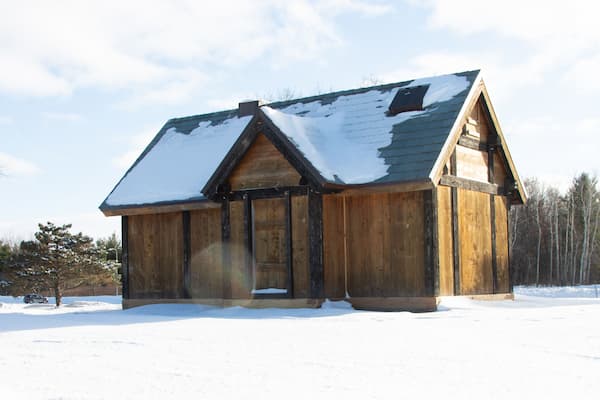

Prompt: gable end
xmin=202 ymin=110 xmax=327 ymax=199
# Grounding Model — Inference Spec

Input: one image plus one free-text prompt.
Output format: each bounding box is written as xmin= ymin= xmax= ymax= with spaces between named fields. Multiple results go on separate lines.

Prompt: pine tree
xmin=7 ymin=222 xmax=113 ymax=306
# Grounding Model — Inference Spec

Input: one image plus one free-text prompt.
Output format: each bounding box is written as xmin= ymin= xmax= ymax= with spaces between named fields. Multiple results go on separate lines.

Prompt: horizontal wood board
xmin=229 ymin=133 xmax=302 ymax=191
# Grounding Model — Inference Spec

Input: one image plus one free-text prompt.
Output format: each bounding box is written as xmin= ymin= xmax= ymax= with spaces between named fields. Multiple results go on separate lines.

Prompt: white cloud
xmin=422 ymin=0 xmax=598 ymax=48
xmin=381 ymin=51 xmax=549 ymax=102
xmin=563 ymin=53 xmax=600 ymax=92
xmin=413 ymin=0 xmax=600 ymax=94
xmin=0 ymin=152 xmax=41 ymax=177
xmin=504 ymin=115 xmax=599 ymax=193
xmin=318 ymin=0 xmax=392 ymax=16
xmin=0 ymin=0 xmax=387 ymax=105
xmin=41 ymin=112 xmax=84 ymax=122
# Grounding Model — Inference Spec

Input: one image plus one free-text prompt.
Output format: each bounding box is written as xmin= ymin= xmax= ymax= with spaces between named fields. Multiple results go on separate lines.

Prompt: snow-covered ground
xmin=1 ymin=287 xmax=599 ymax=399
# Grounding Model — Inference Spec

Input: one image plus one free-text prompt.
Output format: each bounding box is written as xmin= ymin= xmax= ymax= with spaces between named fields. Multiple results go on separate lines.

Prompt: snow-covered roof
xmin=101 ymin=70 xmax=481 ymax=211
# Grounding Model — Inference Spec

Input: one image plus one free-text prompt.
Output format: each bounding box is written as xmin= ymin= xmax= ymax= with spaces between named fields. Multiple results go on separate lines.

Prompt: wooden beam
xmin=121 ymin=216 xmax=129 ymax=300
xmin=440 ymin=175 xmax=504 ymax=196
xmin=285 ymin=191 xmax=294 ymax=298
xmin=423 ymin=189 xmax=438 ymax=296
xmin=327 ymin=179 xmax=433 ymax=196
xmin=221 ymin=198 xmax=232 ymax=299
xmin=229 ymin=186 xmax=308 ymax=201
xmin=450 ymin=151 xmax=461 ymax=295
xmin=458 ymin=135 xmax=487 ymax=152
xmin=308 ymin=190 xmax=324 ymax=298
xmin=182 ymin=211 xmax=191 ymax=299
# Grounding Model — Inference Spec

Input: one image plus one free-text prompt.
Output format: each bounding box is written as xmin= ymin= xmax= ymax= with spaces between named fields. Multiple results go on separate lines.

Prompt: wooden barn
xmin=100 ymin=70 xmax=526 ymax=312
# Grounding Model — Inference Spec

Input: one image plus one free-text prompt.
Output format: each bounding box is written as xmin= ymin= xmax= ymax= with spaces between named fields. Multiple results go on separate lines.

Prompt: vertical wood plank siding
xmin=458 ymin=189 xmax=493 ymax=294
xmin=127 ymin=213 xmax=183 ymax=299
xmin=342 ymin=192 xmax=426 ymax=297
xmin=323 ymin=195 xmax=346 ymax=299
xmin=121 ymin=216 xmax=129 ymax=300
xmin=221 ymin=199 xmax=232 ymax=298
xmin=291 ymin=195 xmax=310 ymax=298
xmin=229 ymin=200 xmax=247 ymax=298
xmin=189 ymin=208 xmax=223 ymax=298
xmin=424 ymin=189 xmax=439 ymax=296
xmin=494 ymin=196 xmax=510 ymax=293
xmin=436 ymin=186 xmax=454 ymax=295
xmin=450 ymin=150 xmax=461 ymax=295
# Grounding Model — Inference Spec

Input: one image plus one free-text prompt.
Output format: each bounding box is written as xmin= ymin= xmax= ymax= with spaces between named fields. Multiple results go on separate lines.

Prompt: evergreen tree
xmin=7 ymin=222 xmax=113 ymax=306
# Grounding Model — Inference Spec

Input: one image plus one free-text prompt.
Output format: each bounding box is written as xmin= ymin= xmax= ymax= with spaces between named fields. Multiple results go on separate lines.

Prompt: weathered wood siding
xmin=229 ymin=133 xmax=301 ymax=190
xmin=494 ymin=195 xmax=510 ymax=292
xmin=437 ymin=186 xmax=454 ymax=295
xmin=189 ymin=208 xmax=223 ymax=298
xmin=339 ymin=192 xmax=426 ymax=297
xmin=291 ymin=196 xmax=310 ymax=297
xmin=229 ymin=200 xmax=249 ymax=298
xmin=252 ymin=198 xmax=288 ymax=290
xmin=456 ymin=145 xmax=488 ymax=182
xmin=128 ymin=213 xmax=184 ymax=299
xmin=457 ymin=189 xmax=493 ymax=294
xmin=466 ymin=98 xmax=491 ymax=143
xmin=323 ymin=195 xmax=346 ymax=299
xmin=493 ymin=152 xmax=507 ymax=186
xmin=221 ymin=195 xmax=310 ymax=299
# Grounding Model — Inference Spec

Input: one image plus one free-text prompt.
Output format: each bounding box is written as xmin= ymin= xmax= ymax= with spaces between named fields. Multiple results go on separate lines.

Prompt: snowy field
xmin=1 ymin=287 xmax=599 ymax=400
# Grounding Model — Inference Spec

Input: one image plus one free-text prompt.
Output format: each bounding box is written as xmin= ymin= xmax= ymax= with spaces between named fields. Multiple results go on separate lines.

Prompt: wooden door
xmin=251 ymin=197 xmax=291 ymax=296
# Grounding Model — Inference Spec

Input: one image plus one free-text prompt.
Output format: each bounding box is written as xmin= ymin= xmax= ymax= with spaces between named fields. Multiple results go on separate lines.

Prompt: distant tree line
xmin=510 ymin=173 xmax=600 ymax=286
xmin=0 ymin=222 xmax=121 ymax=306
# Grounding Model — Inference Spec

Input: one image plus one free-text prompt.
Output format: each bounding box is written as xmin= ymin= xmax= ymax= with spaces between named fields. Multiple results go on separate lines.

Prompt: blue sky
xmin=1 ymin=0 xmax=598 ymax=240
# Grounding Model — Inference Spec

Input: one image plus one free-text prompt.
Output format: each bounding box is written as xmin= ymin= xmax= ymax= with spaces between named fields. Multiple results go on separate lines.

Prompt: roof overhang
xmin=100 ymin=198 xmax=218 ymax=217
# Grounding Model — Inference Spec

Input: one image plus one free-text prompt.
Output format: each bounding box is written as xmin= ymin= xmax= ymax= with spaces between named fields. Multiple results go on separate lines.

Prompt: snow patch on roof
xmin=263 ymin=73 xmax=470 ymax=184
xmin=105 ymin=116 xmax=252 ymax=206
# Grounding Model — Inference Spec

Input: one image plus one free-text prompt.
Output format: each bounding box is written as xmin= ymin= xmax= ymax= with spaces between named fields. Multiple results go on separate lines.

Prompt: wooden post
xmin=121 ymin=216 xmax=129 ymax=300
xmin=308 ymin=189 xmax=324 ymax=298
xmin=450 ymin=150 xmax=461 ymax=295
xmin=424 ymin=189 xmax=439 ymax=296
xmin=221 ymin=198 xmax=232 ymax=299
xmin=285 ymin=191 xmax=294 ymax=297
xmin=182 ymin=211 xmax=191 ymax=298
xmin=507 ymin=198 xmax=514 ymax=293
xmin=243 ymin=193 xmax=253 ymax=294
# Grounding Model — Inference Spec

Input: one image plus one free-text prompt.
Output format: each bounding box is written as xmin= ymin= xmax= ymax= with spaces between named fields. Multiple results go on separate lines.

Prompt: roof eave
xmin=99 ymin=197 xmax=217 ymax=217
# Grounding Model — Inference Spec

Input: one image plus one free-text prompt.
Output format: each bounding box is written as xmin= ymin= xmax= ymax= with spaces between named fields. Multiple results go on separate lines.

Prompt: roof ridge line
xmin=264 ymin=69 xmax=481 ymax=109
